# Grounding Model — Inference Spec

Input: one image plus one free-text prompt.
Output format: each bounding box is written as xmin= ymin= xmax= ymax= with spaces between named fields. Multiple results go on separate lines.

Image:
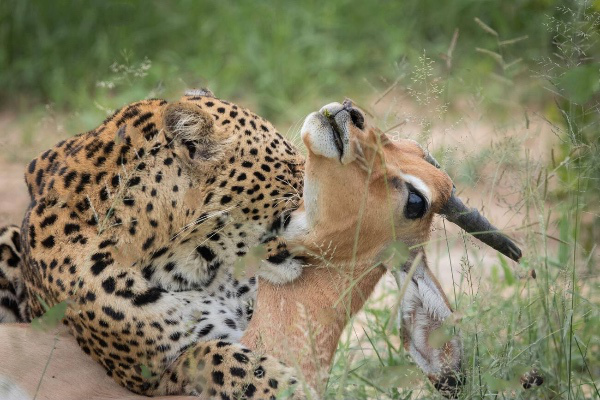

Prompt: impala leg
xmin=394 ymin=252 xmax=464 ymax=398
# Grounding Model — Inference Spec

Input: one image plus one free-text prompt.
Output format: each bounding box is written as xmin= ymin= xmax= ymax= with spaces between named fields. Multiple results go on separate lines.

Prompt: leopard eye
xmin=404 ymin=189 xmax=427 ymax=219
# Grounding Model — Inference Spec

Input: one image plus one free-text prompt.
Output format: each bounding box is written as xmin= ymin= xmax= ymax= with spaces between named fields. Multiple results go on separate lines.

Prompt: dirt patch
xmin=0 ymin=160 xmax=29 ymax=226
xmin=0 ymin=109 xmax=67 ymax=225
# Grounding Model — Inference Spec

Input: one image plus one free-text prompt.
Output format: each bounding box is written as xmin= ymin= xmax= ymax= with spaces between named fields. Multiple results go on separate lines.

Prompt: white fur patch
xmin=283 ymin=210 xmax=310 ymax=241
xmin=301 ymin=112 xmax=340 ymax=159
xmin=398 ymin=172 xmax=432 ymax=204
xmin=318 ymin=102 xmax=345 ymax=115
xmin=418 ymin=275 xmax=452 ymax=321
xmin=302 ymin=174 xmax=319 ymax=227
xmin=258 ymin=258 xmax=303 ymax=284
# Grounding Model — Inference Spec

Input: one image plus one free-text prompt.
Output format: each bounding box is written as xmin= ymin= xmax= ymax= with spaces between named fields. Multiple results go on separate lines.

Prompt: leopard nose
xmin=342 ymin=99 xmax=365 ymax=130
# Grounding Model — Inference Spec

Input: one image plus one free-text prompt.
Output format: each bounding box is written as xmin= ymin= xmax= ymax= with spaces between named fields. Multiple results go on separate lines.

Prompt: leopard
xmin=0 ymin=89 xmax=315 ymax=399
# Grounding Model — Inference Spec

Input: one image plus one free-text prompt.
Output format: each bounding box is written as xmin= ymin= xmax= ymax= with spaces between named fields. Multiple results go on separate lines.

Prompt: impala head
xmin=299 ymin=99 xmax=521 ymax=262
xmin=298 ymin=100 xmax=523 ymax=397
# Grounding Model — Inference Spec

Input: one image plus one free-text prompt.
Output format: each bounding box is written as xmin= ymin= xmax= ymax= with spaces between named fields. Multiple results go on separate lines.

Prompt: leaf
xmin=498 ymin=254 xmax=515 ymax=286
xmin=276 ymin=381 xmax=302 ymax=399
xmin=31 ymin=300 xmax=70 ymax=331
xmin=140 ymin=364 xmax=153 ymax=380
xmin=428 ymin=325 xmax=454 ymax=349
xmin=428 ymin=313 xmax=463 ymax=348
xmin=234 ymin=244 xmax=267 ymax=279
xmin=381 ymin=241 xmax=410 ymax=270
xmin=367 ymin=365 xmax=423 ymax=389
xmin=511 ymin=364 xmax=531 ymax=377
xmin=557 ymin=64 xmax=600 ymax=105
xmin=35 ymin=294 xmax=51 ymax=312
xmin=490 ymin=264 xmax=500 ymax=284
xmin=483 ymin=373 xmax=521 ymax=392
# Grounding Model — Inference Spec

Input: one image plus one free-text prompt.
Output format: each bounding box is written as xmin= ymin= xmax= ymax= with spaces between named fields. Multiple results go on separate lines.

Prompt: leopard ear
xmin=163 ymin=102 xmax=219 ymax=161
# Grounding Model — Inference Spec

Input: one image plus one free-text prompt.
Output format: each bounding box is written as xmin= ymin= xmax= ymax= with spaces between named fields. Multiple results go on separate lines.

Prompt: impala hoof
xmin=430 ymin=370 xmax=465 ymax=399
xmin=521 ymin=368 xmax=544 ymax=389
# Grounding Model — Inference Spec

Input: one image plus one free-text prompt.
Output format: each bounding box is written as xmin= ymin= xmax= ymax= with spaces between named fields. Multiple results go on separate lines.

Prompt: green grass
xmin=0 ymin=0 xmax=564 ymax=125
xmin=326 ymin=146 xmax=599 ymax=399
xmin=322 ymin=4 xmax=599 ymax=398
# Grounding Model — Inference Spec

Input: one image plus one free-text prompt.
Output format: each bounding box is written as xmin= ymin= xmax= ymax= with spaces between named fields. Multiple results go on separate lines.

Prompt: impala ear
xmin=163 ymin=102 xmax=220 ymax=161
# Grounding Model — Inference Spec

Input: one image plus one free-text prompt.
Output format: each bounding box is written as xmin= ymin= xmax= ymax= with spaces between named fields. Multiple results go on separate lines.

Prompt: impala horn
xmin=425 ymin=153 xmax=522 ymax=262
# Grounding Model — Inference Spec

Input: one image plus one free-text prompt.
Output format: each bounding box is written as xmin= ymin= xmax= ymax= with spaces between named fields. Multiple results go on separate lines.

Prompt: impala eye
xmin=405 ymin=189 xmax=428 ymax=219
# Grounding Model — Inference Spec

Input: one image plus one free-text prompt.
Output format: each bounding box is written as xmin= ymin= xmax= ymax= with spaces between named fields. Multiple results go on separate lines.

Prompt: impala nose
xmin=319 ymin=100 xmax=365 ymax=131
xmin=342 ymin=99 xmax=365 ymax=130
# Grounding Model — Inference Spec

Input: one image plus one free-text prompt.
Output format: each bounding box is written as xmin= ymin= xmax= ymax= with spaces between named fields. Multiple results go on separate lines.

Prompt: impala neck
xmin=240 ymin=258 xmax=386 ymax=391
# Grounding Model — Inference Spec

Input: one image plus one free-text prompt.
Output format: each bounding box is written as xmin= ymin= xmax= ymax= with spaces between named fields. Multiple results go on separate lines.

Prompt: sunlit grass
xmin=322 ymin=6 xmax=599 ymax=397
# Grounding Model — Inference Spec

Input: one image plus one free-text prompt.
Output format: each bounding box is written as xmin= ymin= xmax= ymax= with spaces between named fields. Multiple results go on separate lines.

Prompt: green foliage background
xmin=0 ymin=0 xmax=568 ymax=118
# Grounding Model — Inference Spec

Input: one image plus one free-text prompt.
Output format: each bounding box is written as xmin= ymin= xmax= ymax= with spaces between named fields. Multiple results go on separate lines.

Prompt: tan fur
xmin=241 ymin=261 xmax=386 ymax=391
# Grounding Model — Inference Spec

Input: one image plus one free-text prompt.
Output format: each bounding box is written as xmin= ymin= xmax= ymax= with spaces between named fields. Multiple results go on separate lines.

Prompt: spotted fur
xmin=0 ymin=225 xmax=23 ymax=323
xmin=0 ymin=91 xmax=310 ymax=398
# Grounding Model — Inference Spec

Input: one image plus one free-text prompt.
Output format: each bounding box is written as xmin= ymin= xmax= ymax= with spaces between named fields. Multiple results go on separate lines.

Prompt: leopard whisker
xmin=183 ymin=218 xmax=236 ymax=264
xmin=171 ymin=205 xmax=239 ymax=241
